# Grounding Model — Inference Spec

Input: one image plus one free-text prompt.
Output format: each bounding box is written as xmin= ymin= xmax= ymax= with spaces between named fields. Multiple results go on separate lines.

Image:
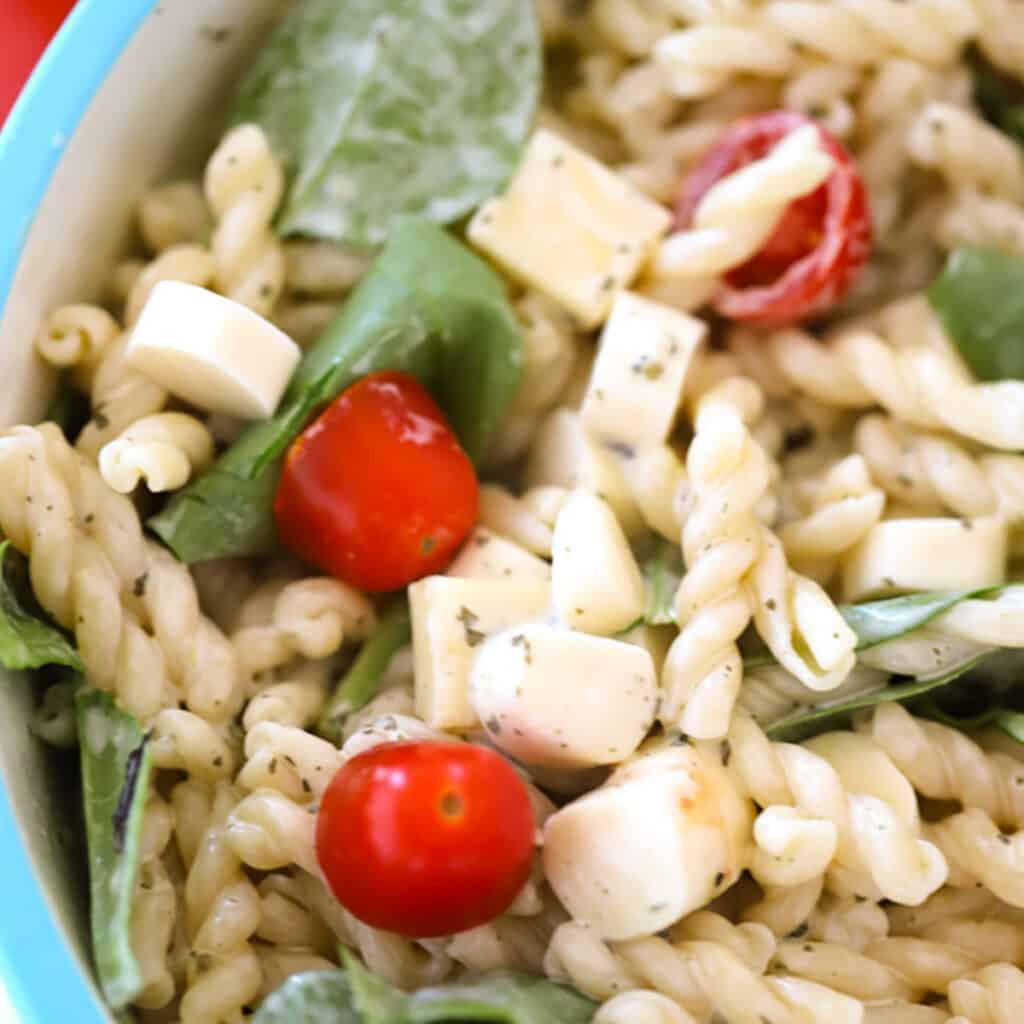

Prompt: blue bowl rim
xmin=0 ymin=1 xmax=158 ymax=1021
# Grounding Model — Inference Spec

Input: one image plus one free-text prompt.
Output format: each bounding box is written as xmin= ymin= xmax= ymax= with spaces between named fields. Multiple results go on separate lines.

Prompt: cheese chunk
xmin=525 ymin=408 xmax=641 ymax=535
xmin=447 ymin=527 xmax=551 ymax=581
xmin=543 ymin=742 xmax=754 ymax=940
xmin=582 ymin=292 xmax=705 ymax=449
xmin=126 ymin=280 xmax=300 ymax=419
xmin=841 ymin=517 xmax=1007 ymax=601
xmin=468 ymin=130 xmax=672 ymax=329
xmin=470 ymin=624 xmax=657 ymax=768
xmin=552 ymin=490 xmax=645 ymax=634
xmin=410 ymin=577 xmax=551 ymax=729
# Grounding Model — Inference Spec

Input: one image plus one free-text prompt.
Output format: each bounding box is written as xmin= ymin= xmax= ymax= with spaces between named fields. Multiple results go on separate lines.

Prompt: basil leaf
xmin=77 ymin=689 xmax=152 ymax=1010
xmin=641 ymin=541 xmax=683 ymax=627
xmin=150 ymin=220 xmax=523 ymax=563
xmin=251 ymin=970 xmax=360 ymax=1024
xmin=318 ymin=600 xmax=412 ymax=744
xmin=232 ymin=0 xmax=541 ymax=247
xmin=45 ymin=370 xmax=91 ymax=443
xmin=766 ymin=650 xmax=995 ymax=742
xmin=0 ymin=541 xmax=83 ymax=671
xmin=927 ymin=248 xmax=1024 ymax=382
xmin=840 ymin=587 xmax=1003 ymax=651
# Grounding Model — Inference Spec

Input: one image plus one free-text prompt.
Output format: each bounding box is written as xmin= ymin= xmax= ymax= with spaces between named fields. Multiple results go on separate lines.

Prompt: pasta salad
xmin=8 ymin=1 xmax=1024 ymax=1021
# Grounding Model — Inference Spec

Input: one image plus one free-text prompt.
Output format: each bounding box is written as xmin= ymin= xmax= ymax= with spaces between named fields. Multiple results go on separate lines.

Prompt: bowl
xmin=0 ymin=3 xmax=287 ymax=1019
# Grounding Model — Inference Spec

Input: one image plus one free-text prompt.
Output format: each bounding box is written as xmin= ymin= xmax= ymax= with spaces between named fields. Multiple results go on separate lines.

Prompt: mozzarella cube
xmin=582 ymin=292 xmax=705 ymax=449
xmin=841 ymin=517 xmax=1006 ymax=601
xmin=468 ymin=131 xmax=672 ymax=329
xmin=447 ymin=527 xmax=551 ymax=581
xmin=470 ymin=623 xmax=657 ymax=768
xmin=409 ymin=577 xmax=551 ymax=729
xmin=525 ymin=408 xmax=641 ymax=535
xmin=552 ymin=490 xmax=645 ymax=634
xmin=126 ymin=281 xmax=300 ymax=419
xmin=543 ymin=742 xmax=754 ymax=939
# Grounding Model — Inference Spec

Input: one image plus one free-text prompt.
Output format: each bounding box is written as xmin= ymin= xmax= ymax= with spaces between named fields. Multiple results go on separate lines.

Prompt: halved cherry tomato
xmin=316 ymin=741 xmax=536 ymax=938
xmin=274 ymin=371 xmax=479 ymax=592
xmin=675 ymin=111 xmax=872 ymax=325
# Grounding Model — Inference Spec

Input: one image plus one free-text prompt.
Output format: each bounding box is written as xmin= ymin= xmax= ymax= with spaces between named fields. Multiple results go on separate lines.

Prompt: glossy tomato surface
xmin=675 ymin=111 xmax=872 ymax=325
xmin=275 ymin=371 xmax=479 ymax=592
xmin=316 ymin=741 xmax=536 ymax=938
xmin=1 ymin=0 xmax=77 ymax=126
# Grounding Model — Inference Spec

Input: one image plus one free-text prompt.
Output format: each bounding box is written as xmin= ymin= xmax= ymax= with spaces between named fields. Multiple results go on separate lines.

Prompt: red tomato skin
xmin=274 ymin=371 xmax=479 ymax=592
xmin=1 ymin=0 xmax=77 ymax=126
xmin=316 ymin=741 xmax=536 ymax=938
xmin=675 ymin=111 xmax=872 ymax=325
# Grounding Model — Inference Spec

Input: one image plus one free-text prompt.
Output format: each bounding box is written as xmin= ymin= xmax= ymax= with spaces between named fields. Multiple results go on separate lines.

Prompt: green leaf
xmin=150 ymin=219 xmax=523 ymax=563
xmin=0 ymin=541 xmax=83 ymax=671
xmin=839 ymin=587 xmax=1003 ymax=651
xmin=251 ymin=970 xmax=360 ymax=1024
xmin=232 ymin=0 xmax=542 ymax=247
xmin=996 ymin=711 xmax=1024 ymax=744
xmin=318 ymin=600 xmax=412 ymax=744
xmin=766 ymin=650 xmax=994 ymax=743
xmin=77 ymin=689 xmax=152 ymax=1010
xmin=45 ymin=370 xmax=91 ymax=443
xmin=927 ymin=248 xmax=1024 ymax=382
xmin=970 ymin=48 xmax=1024 ymax=147
xmin=641 ymin=540 xmax=683 ymax=627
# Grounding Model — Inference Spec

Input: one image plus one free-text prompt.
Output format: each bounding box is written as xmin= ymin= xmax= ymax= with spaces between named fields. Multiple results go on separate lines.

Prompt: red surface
xmin=275 ymin=371 xmax=479 ymax=592
xmin=316 ymin=741 xmax=536 ymax=937
xmin=0 ymin=0 xmax=77 ymax=126
xmin=675 ymin=111 xmax=873 ymax=325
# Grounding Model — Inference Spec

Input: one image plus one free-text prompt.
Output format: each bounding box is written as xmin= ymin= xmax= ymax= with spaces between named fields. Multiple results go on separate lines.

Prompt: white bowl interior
xmin=0 ymin=1 xmax=285 ymax=1014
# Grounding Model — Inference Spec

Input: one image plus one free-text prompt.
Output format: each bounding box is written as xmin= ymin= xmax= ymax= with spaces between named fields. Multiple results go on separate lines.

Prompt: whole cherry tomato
xmin=675 ymin=111 xmax=872 ymax=325
xmin=275 ymin=371 xmax=479 ymax=592
xmin=316 ymin=741 xmax=536 ymax=938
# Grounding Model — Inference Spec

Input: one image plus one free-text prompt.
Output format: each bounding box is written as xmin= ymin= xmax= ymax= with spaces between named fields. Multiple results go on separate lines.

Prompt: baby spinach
xmin=318 ymin=600 xmax=412 ymax=744
xmin=77 ymin=689 xmax=152 ymax=1010
xmin=0 ymin=541 xmax=82 ymax=672
xmin=252 ymin=952 xmax=596 ymax=1024
xmin=927 ymin=248 xmax=1024 ymax=382
xmin=150 ymin=219 xmax=523 ymax=563
xmin=641 ymin=540 xmax=684 ymax=627
xmin=997 ymin=710 xmax=1024 ymax=744
xmin=232 ymin=0 xmax=542 ymax=247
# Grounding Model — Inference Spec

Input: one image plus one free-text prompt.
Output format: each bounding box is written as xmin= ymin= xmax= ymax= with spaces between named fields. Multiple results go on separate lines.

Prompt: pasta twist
xmin=545 ymin=912 xmax=862 ymax=1022
xmin=0 ymin=425 xmax=243 ymax=722
xmin=727 ymin=296 xmax=1024 ymax=452
xmin=651 ymin=122 xmax=835 ymax=289
xmin=231 ymin=576 xmax=376 ymax=678
xmin=948 ymin=963 xmax=1024 ymax=1024
xmin=34 ymin=304 xmax=119 ymax=371
xmin=478 ymin=483 xmax=569 ymax=558
xmin=98 ymin=412 xmax=215 ymax=493
xmin=204 ymin=124 xmax=287 ymax=317
xmin=138 ymin=180 xmax=211 ymax=254
xmin=726 ymin=711 xmax=948 ymax=903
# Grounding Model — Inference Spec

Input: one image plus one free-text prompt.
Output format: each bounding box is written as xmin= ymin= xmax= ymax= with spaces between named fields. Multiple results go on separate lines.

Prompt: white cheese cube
xmin=126 ymin=281 xmax=300 ymax=419
xmin=543 ymin=742 xmax=754 ymax=940
xmin=841 ymin=517 xmax=1007 ymax=602
xmin=552 ymin=490 xmax=645 ymax=635
xmin=470 ymin=623 xmax=657 ymax=768
xmin=409 ymin=577 xmax=551 ymax=730
xmin=582 ymin=292 xmax=705 ymax=449
xmin=468 ymin=131 xmax=672 ymax=329
xmin=447 ymin=527 xmax=551 ymax=581
xmin=525 ymin=408 xmax=642 ymax=535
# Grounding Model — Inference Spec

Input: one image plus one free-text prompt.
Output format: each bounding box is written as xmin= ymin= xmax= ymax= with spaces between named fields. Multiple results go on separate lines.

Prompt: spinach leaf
xmin=252 ymin=970 xmax=360 ymax=1024
xmin=150 ymin=220 xmax=523 ymax=563
xmin=927 ymin=248 xmax=1024 ymax=382
xmin=641 ymin=540 xmax=683 ymax=627
xmin=0 ymin=541 xmax=83 ymax=671
xmin=766 ymin=650 xmax=994 ymax=742
xmin=970 ymin=48 xmax=1024 ymax=148
xmin=318 ymin=600 xmax=412 ymax=744
xmin=839 ymin=587 xmax=1003 ymax=651
xmin=45 ymin=370 xmax=91 ymax=442
xmin=77 ymin=689 xmax=152 ymax=1010
xmin=996 ymin=711 xmax=1024 ymax=744
xmin=232 ymin=0 xmax=541 ymax=247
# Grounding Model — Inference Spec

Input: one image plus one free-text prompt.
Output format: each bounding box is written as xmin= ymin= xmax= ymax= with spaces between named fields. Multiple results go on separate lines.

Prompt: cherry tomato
xmin=316 ymin=740 xmax=536 ymax=938
xmin=275 ymin=371 xmax=479 ymax=592
xmin=675 ymin=111 xmax=872 ymax=325
xmin=1 ymin=0 xmax=77 ymax=126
